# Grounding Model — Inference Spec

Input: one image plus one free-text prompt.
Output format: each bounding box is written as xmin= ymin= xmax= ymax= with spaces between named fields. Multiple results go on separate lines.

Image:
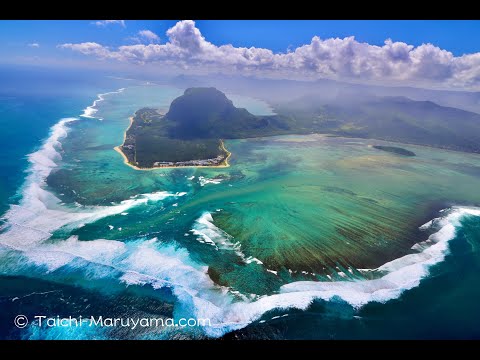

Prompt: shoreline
xmin=114 ymin=115 xmax=232 ymax=171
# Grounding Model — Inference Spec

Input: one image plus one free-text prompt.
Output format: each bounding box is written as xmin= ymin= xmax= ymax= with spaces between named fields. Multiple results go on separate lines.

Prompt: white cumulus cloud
xmin=60 ymin=20 xmax=480 ymax=90
xmin=58 ymin=42 xmax=112 ymax=58
xmin=93 ymin=20 xmax=126 ymax=28
xmin=138 ymin=30 xmax=160 ymax=43
xmin=28 ymin=43 xmax=40 ymax=48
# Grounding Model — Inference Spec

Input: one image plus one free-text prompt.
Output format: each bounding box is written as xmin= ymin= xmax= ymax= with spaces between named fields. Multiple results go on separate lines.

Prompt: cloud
xmin=28 ymin=43 xmax=40 ymax=48
xmin=93 ymin=20 xmax=126 ymax=28
xmin=58 ymin=42 xmax=112 ymax=58
xmin=138 ymin=30 xmax=160 ymax=43
xmin=126 ymin=30 xmax=160 ymax=44
xmin=60 ymin=20 xmax=480 ymax=89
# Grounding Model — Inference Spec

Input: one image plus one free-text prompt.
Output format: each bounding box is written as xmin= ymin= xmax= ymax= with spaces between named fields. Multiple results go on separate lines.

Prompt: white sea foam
xmin=2 ymin=205 xmax=478 ymax=338
xmin=245 ymin=256 xmax=263 ymax=265
xmin=27 ymin=117 xmax=77 ymax=180
xmin=0 ymin=117 xmax=77 ymax=247
xmin=7 ymin=236 xmax=230 ymax=314
xmin=191 ymin=212 xmax=246 ymax=260
xmin=132 ymin=191 xmax=185 ymax=203
xmin=198 ymin=176 xmax=223 ymax=187
xmin=0 ymin=187 xmax=186 ymax=249
xmin=80 ymin=88 xmax=125 ymax=120
xmin=0 ymin=235 xmax=215 ymax=296
xmin=25 ymin=249 xmax=76 ymax=272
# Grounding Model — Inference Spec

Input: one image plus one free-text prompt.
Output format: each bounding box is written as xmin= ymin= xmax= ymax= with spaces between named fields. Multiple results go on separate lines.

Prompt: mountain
xmin=326 ymin=96 xmax=480 ymax=153
xmin=164 ymin=87 xmax=292 ymax=139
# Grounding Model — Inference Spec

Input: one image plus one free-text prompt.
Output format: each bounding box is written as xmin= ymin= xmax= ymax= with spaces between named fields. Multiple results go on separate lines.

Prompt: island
xmin=115 ymin=87 xmax=293 ymax=169
xmin=372 ymin=145 xmax=416 ymax=157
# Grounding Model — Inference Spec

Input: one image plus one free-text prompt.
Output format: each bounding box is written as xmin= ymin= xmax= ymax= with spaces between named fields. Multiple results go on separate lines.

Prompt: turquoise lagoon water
xmin=1 ymin=76 xmax=480 ymax=339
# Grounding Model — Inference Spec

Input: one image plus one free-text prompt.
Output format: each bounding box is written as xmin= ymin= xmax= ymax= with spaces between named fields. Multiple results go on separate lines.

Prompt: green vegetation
xmin=372 ymin=145 xmax=416 ymax=157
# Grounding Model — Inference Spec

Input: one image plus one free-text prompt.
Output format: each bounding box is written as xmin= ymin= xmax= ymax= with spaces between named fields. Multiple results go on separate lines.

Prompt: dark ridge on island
xmin=115 ymin=86 xmax=480 ymax=170
xmin=373 ymin=145 xmax=416 ymax=157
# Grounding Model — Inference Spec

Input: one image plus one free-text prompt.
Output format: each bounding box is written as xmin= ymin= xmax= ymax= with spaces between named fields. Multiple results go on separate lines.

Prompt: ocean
xmin=1 ymin=66 xmax=480 ymax=339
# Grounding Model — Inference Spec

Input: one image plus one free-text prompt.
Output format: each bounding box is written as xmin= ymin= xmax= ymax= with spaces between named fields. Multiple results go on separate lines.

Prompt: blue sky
xmin=1 ymin=20 xmax=480 ymax=56
xmin=199 ymin=20 xmax=480 ymax=56
xmin=1 ymin=20 xmax=480 ymax=89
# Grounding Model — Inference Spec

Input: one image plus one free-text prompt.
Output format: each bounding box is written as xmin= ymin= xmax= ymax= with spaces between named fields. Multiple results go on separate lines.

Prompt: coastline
xmin=114 ymin=115 xmax=231 ymax=171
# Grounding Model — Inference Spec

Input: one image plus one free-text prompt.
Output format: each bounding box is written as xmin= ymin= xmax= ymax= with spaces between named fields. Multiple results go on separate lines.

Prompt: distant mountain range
xmin=166 ymin=74 xmax=480 ymax=115
xmin=277 ymin=94 xmax=480 ymax=153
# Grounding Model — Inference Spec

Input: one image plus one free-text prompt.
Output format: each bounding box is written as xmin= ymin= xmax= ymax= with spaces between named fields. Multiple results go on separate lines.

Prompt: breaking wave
xmin=1 ymin=201 xmax=478 ymax=338
xmin=184 ymin=206 xmax=480 ymax=336
xmin=80 ymin=88 xmax=125 ymax=120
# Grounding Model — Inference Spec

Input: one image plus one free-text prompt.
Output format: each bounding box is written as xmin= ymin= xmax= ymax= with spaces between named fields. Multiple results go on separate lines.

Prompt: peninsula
xmin=115 ymin=87 xmax=292 ymax=169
